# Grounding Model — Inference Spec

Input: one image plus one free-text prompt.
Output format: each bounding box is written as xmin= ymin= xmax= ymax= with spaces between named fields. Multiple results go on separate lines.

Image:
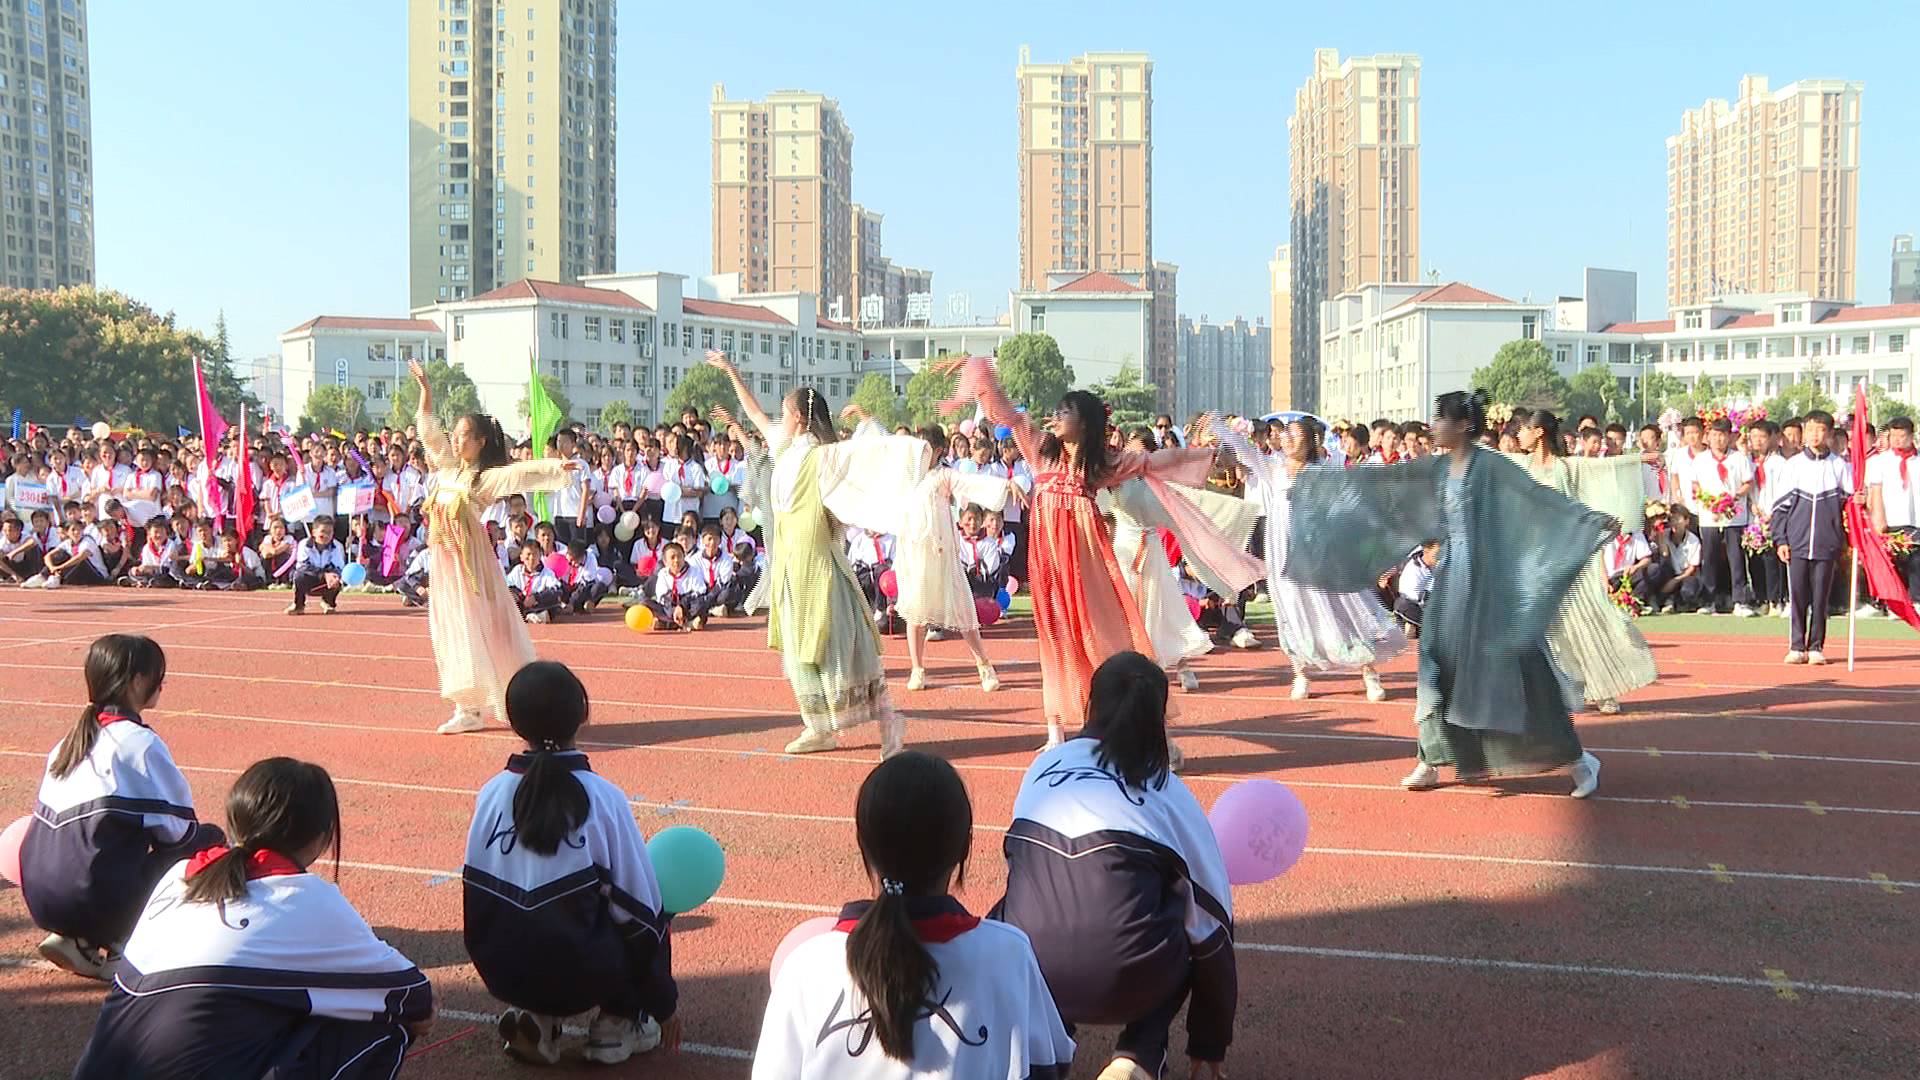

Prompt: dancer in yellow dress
xmin=407 ymin=360 xmax=582 ymax=734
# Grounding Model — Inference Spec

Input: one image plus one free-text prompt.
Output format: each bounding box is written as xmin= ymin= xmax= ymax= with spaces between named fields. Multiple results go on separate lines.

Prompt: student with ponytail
xmin=754 ymin=752 xmax=1073 ymax=1078
xmin=22 ymin=634 xmax=224 ymax=981
xmin=74 ymin=757 xmax=433 ymax=1080
xmin=406 ymin=359 xmax=585 ymax=734
xmin=463 ymin=661 xmax=680 ymax=1066
xmin=996 ymin=652 xmax=1237 ymax=1080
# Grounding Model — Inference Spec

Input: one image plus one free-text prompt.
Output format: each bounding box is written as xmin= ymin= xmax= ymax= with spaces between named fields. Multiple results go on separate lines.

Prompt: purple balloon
xmin=1208 ymin=779 xmax=1308 ymax=885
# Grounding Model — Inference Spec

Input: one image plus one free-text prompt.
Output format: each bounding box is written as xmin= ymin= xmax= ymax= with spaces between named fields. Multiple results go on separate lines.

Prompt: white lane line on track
xmin=4 ymin=749 xmax=1914 ymax=891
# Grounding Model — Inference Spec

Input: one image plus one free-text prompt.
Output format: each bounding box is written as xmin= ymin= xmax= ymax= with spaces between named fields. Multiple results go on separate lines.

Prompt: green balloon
xmin=647 ymin=825 xmax=725 ymax=914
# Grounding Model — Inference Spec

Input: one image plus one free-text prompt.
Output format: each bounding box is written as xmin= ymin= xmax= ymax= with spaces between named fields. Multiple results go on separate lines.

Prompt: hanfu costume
xmin=1099 ymin=477 xmax=1262 ymax=681
xmin=739 ymin=438 xmax=776 ymax=616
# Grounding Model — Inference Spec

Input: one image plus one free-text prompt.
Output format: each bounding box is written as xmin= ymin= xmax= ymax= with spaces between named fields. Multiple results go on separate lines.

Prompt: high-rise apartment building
xmin=406 ymin=0 xmax=617 ymax=311
xmin=1666 ymin=75 xmax=1861 ymax=309
xmin=711 ymin=86 xmax=853 ymax=315
xmin=1268 ymin=244 xmax=1293 ymax=411
xmin=1287 ymin=48 xmax=1421 ymax=413
xmin=1 ymin=0 xmax=93 ymax=290
xmin=851 ymin=204 xmax=884 ymax=324
xmin=1889 ymin=235 xmax=1917 ymax=304
xmin=1016 ymin=48 xmax=1152 ymax=292
xmin=1176 ymin=315 xmax=1271 ymax=420
xmin=1149 ymin=262 xmax=1176 ymax=406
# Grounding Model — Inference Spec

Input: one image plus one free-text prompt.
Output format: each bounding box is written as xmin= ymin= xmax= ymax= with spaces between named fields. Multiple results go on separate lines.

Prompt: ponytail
xmin=1084 ymin=651 xmax=1171 ymax=791
xmin=180 ymin=845 xmax=253 ymax=906
xmin=52 ymin=634 xmax=167 ymax=779
xmin=846 ymin=878 xmax=936 ymax=1061
xmin=505 ymin=661 xmax=591 ymax=856
xmin=510 ymin=747 xmax=590 ymax=856
xmin=183 ymin=757 xmax=341 ymax=906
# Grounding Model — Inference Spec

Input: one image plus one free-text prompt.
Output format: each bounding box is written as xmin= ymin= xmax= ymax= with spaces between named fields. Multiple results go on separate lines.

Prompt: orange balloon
xmin=624 ymin=604 xmax=655 ymax=632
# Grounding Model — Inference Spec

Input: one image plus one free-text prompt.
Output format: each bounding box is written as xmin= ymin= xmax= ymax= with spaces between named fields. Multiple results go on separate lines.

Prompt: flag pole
xmin=1848 ymin=545 xmax=1858 ymax=672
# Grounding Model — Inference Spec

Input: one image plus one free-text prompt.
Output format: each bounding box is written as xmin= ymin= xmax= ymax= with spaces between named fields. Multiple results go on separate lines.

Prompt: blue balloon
xmin=710 ymin=474 xmax=730 ymax=495
xmin=647 ymin=825 xmax=726 ymax=914
xmin=341 ymin=563 xmax=367 ymax=587
xmin=993 ymin=425 xmax=1013 ymax=440
xmin=995 ymin=588 xmax=1011 ymax=611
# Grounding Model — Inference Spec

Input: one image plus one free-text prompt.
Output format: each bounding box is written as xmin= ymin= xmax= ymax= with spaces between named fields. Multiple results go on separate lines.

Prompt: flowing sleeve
xmin=1284 ymin=455 xmax=1446 ymax=593
xmin=1207 ymin=419 xmax=1281 ymax=490
xmin=471 ymin=459 xmax=572 ymax=505
xmin=1475 ymin=451 xmax=1618 ymax=650
xmin=946 ymin=355 xmax=1043 ymax=469
xmin=417 ymin=404 xmax=457 ymax=473
xmin=814 ymin=434 xmax=931 ymax=537
xmin=1106 ymin=477 xmax=1264 ymax=598
xmin=1563 ymin=456 xmax=1648 ymax=532
xmin=945 ymin=469 xmax=1013 ymax=515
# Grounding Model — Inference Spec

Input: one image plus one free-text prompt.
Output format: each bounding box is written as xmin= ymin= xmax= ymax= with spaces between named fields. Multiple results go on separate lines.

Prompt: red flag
xmin=1847 ymin=384 xmax=1919 ymax=632
xmin=235 ymin=406 xmax=256 ymax=536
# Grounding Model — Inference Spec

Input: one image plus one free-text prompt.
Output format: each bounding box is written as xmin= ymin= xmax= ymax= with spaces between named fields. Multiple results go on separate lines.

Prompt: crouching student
xmin=1 ymin=514 xmax=44 ymax=583
xmin=687 ymin=526 xmax=745 ymax=617
xmin=464 ymin=662 xmax=680 ymax=1066
xmin=286 ymin=516 xmax=346 ymax=615
xmin=257 ymin=517 xmax=297 ymax=586
xmin=23 ymin=635 xmax=225 ymax=979
xmin=73 ymin=757 xmax=434 ymax=1079
xmin=39 ymin=519 xmax=109 ymax=587
xmin=1602 ymin=527 xmax=1657 ymax=613
xmin=127 ymin=519 xmax=180 ymax=588
xmin=506 ymin=543 xmax=566 ymax=624
xmin=218 ymin=528 xmax=267 ymax=591
xmin=995 ymin=652 xmax=1237 ymax=1080
xmin=731 ymin=539 xmax=764 ymax=607
xmin=1394 ymin=541 xmax=1440 ymax=639
xmin=752 ymin=751 xmax=1074 ymax=1079
xmin=565 ymin=538 xmax=611 ymax=614
xmin=396 ymin=543 xmax=431 ymax=608
xmin=647 ymin=541 xmax=710 ymax=631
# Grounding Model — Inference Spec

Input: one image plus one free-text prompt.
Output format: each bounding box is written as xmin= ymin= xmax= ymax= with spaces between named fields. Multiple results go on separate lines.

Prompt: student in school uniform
xmin=686 ymin=525 xmax=743 ymax=617
xmin=506 ymin=542 xmax=567 ymax=624
xmin=999 ymin=438 xmax=1035 ymax=582
xmin=732 ymin=539 xmax=765 ymax=605
xmin=1688 ymin=418 xmax=1758 ymax=616
xmin=93 ymin=519 xmax=131 ymax=583
xmin=1394 ymin=540 xmax=1441 ymax=638
xmin=43 ymin=446 xmax=85 ymax=508
xmin=464 ymin=663 xmax=680 ymax=1065
xmin=846 ymin=526 xmax=895 ymax=617
xmin=72 ymin=757 xmax=434 ymax=1080
xmin=166 ymin=520 xmax=218 ymax=589
xmin=119 ymin=446 xmax=167 ymax=527
xmin=1 ymin=513 xmax=44 ymax=584
xmin=607 ymin=441 xmax=648 ymax=513
xmin=257 ymin=516 xmax=297 ymax=586
xmin=1652 ymin=505 xmax=1707 ymax=613
xmin=286 ymin=516 xmax=346 ymax=616
xmin=22 ymin=635 xmax=225 ymax=979
xmin=32 ymin=519 xmax=107 ymax=588
xmin=126 ymin=519 xmax=180 ymax=588
xmin=1866 ymin=415 xmax=1920 ymax=599
xmin=395 ymin=543 xmax=432 ymax=608
xmin=1769 ymin=410 xmax=1853 ymax=664
xmin=647 ymin=540 xmax=711 ymax=631
xmin=995 ymin=652 xmax=1234 ymax=1080
xmin=753 ymin=751 xmax=1073 ymax=1080
xmin=343 ymin=514 xmax=383 ymax=583
xmin=1600 ymin=525 xmax=1657 ymax=611
xmin=701 ymin=433 xmax=745 ymax=525
xmin=589 ymin=524 xmax=638 ymax=589
xmin=549 ymin=429 xmax=593 ymax=546
xmin=631 ymin=517 xmax=667 ymax=594
xmin=218 ymin=529 xmax=266 ymax=591
xmin=659 ymin=434 xmax=707 ymax=528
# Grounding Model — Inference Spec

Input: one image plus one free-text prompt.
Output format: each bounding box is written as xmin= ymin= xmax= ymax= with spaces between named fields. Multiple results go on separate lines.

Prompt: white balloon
xmin=91 ymin=421 xmax=111 ymax=440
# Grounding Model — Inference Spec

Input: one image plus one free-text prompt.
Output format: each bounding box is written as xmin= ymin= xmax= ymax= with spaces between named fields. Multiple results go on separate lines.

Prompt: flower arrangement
xmin=1695 ymin=402 xmax=1768 ymax=431
xmin=1610 ymin=573 xmax=1642 ymax=617
xmin=1486 ymin=402 xmax=1514 ymax=428
xmin=1741 ymin=521 xmax=1771 ymax=554
xmin=1691 ymin=481 xmax=1740 ymax=522
xmin=1887 ymin=531 xmax=1916 ymax=559
xmin=1643 ymin=500 xmax=1670 ymax=536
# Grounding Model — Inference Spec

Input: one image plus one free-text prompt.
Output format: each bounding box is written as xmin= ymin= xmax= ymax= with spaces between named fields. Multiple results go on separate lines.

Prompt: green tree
xmin=517 ymin=374 xmax=573 ymax=423
xmin=298 ymin=385 xmax=366 ymax=435
xmin=903 ymin=362 xmax=958 ymax=428
xmin=1625 ymin=371 xmax=1690 ymax=426
xmin=1862 ymin=383 xmax=1915 ymax=426
xmin=1563 ymin=366 xmax=1625 ymax=424
xmin=1470 ymin=339 xmax=1568 ymax=413
xmin=0 ymin=286 xmax=258 ymax=431
xmin=1763 ymin=380 xmax=1838 ymax=422
xmin=849 ymin=371 xmax=905 ymax=428
xmin=995 ymin=333 xmax=1075 ymax=412
xmin=598 ymin=399 xmax=635 ymax=432
xmin=662 ymin=363 xmax=739 ymax=425
xmin=1090 ymin=363 xmax=1160 ymax=429
xmin=388 ymin=356 xmax=483 ymax=430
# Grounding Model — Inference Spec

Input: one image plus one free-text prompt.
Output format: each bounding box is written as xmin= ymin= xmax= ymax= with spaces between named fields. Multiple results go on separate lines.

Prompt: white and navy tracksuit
xmin=994 ymin=738 xmax=1238 ymax=1072
xmin=1768 ymin=449 xmax=1854 ymax=652
xmin=461 ymin=752 xmax=677 ymax=1022
xmin=22 ymin=710 xmax=225 ymax=945
xmin=752 ymin=895 xmax=1073 ymax=1080
xmin=396 ymin=546 xmax=431 ymax=607
xmin=291 ymin=537 xmax=346 ymax=610
xmin=73 ymin=853 xmax=433 ymax=1079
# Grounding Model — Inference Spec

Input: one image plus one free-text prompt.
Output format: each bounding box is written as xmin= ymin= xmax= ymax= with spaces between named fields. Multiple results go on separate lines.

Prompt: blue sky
xmin=91 ymin=1 xmax=1919 ymax=360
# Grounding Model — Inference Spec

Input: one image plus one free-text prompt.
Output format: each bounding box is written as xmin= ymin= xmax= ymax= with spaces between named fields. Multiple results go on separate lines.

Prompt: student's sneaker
xmin=1400 ymin=762 xmax=1441 ymax=791
xmin=1783 ymin=650 xmax=1807 ymax=665
xmin=1178 ymin=667 xmax=1200 ymax=692
xmin=1095 ymin=1058 xmax=1154 ymax=1080
xmin=1570 ymin=752 xmax=1602 ymax=799
xmin=926 ymin=628 xmax=950 ymax=642
xmin=525 ymin=611 xmax=549 ymax=624
xmin=1166 ymin=738 xmax=1186 ymax=773
xmin=284 ymin=602 xmax=304 ymax=615
xmin=712 ymin=604 xmax=731 ymax=618
xmin=1806 ymin=650 xmax=1828 ymax=666
xmin=1231 ymin=627 xmax=1258 ymax=650
xmin=978 ymin=663 xmax=1000 ymax=693
xmin=20 ymin=574 xmax=45 ymax=589
xmin=906 ymin=667 xmax=928 ymax=691
xmin=783 ymin=729 xmax=839 ymax=754
xmin=1363 ymin=668 xmax=1387 ymax=702
xmin=1290 ymin=674 xmax=1311 ymax=701
xmin=582 ymin=1011 xmax=660 ymax=1065
xmin=497 ymin=1007 xmax=562 ymax=1066
xmin=436 ymin=708 xmax=486 ymax=735
xmin=1594 ymin=698 xmax=1621 ymax=715
xmin=690 ymin=616 xmax=706 ymax=630
xmin=38 ymin=934 xmax=108 ymax=981
xmin=42 ymin=575 xmax=61 ymax=589
xmin=318 ymin=599 xmax=336 ymax=614
xmin=1854 ymin=603 xmax=1880 ymax=619
xmin=1733 ymin=604 xmax=1758 ymax=618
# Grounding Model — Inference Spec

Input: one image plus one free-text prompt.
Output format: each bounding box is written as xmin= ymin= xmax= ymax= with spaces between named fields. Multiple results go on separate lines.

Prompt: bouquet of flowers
xmin=1692 ymin=482 xmax=1739 ymax=522
xmin=1486 ymin=402 xmax=1514 ymax=428
xmin=1741 ymin=521 xmax=1771 ymax=554
xmin=1887 ymin=530 xmax=1916 ymax=559
xmin=1610 ymin=573 xmax=1642 ymax=617
xmin=1644 ymin=500 xmax=1670 ymax=537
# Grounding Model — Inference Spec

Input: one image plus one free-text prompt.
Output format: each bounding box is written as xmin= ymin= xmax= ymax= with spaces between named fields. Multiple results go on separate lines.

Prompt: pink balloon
xmin=1006 ymin=577 xmax=1019 ymax=595
xmin=1208 ymin=779 xmax=1308 ymax=885
xmin=544 ymin=553 xmax=572 ymax=580
xmin=975 ymin=596 xmax=1001 ymax=627
xmin=770 ymin=916 xmax=841 ymax=988
xmin=0 ymin=814 xmax=30 ymax=885
xmin=877 ymin=569 xmax=898 ymax=598
xmin=1185 ymin=595 xmax=1203 ymax=621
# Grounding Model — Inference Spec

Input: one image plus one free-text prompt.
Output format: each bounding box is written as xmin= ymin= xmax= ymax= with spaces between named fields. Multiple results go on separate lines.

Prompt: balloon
xmin=994 ymin=425 xmax=1012 ymax=440
xmin=1185 ymin=596 xmax=1202 ymax=621
xmin=958 ymin=419 xmax=978 ymax=437
xmin=625 ymin=604 xmax=656 ymax=632
xmin=614 ymin=521 xmax=636 ymax=543
xmin=975 ymin=596 xmax=1001 ymax=627
xmin=1209 ymin=779 xmax=1309 ymax=885
xmin=620 ymin=510 xmax=641 ymax=532
xmin=0 ymin=814 xmax=28 ymax=885
xmin=341 ymin=563 xmax=367 ymax=587
xmin=544 ymin=553 xmax=571 ymax=580
xmin=647 ymin=825 xmax=726 ymax=914
xmin=877 ymin=569 xmax=898 ymax=598
xmin=597 ymin=505 xmax=617 ymax=525
xmin=710 ymin=474 xmax=730 ymax=495
xmin=660 ymin=482 xmax=682 ymax=505
xmin=737 ymin=510 xmax=757 ymax=532
xmin=770 ymin=916 xmax=840 ymax=988
xmin=995 ymin=588 xmax=1011 ymax=612
xmin=91 ymin=421 xmax=111 ymax=440
xmin=1006 ymin=577 xmax=1020 ymax=595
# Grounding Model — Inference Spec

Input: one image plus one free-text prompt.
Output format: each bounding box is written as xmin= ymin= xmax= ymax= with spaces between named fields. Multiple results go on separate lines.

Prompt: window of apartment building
xmin=682 ymin=325 xmax=694 ymax=348
xmin=369 ymin=379 xmax=389 ymax=401
xmin=452 ymin=315 xmax=465 ymax=341
xmin=1520 ymin=315 xmax=1538 ymax=340
xmin=583 ymin=315 xmax=601 ymax=340
xmin=1890 ymin=333 xmax=1907 ymax=353
xmin=1852 ymin=335 xmax=1869 ymax=354
xmin=584 ymin=362 xmax=601 ymax=386
xmin=608 ymin=363 xmax=625 ymax=388
xmin=1808 ymin=340 xmax=1823 ymax=357
xmin=1891 ymin=373 xmax=1906 ymax=395
xmin=829 ymin=377 xmax=842 ymax=397
xmin=1681 ymin=311 xmax=1703 ymax=330
xmin=1780 ymin=308 xmax=1802 ymax=323
xmin=759 ymin=374 xmax=774 ymax=396
xmin=584 ymin=408 xmax=601 ymax=431
xmin=560 ymin=360 xmax=571 ymax=385
xmin=830 ymin=341 xmax=841 ymax=361
xmin=1586 ymin=345 xmax=1602 ymax=367
xmin=779 ymin=338 xmax=793 ymax=365
xmin=1713 ymin=343 xmax=1728 ymax=361
xmin=1553 ymin=345 xmax=1569 ymax=366
xmin=759 ymin=333 xmax=773 ymax=355
xmin=609 ymin=318 xmax=624 ymax=343
xmin=662 ymin=366 xmax=679 ymax=390
xmin=700 ymin=326 xmax=715 ymax=350
xmin=720 ymin=329 xmax=734 ymax=352
xmin=1031 ymin=305 xmax=1046 ymax=332
xmin=550 ymin=312 xmax=568 ymax=338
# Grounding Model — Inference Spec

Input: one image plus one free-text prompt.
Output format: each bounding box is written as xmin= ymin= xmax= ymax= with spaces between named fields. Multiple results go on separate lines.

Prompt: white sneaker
xmin=1570 ymin=751 xmax=1602 ymax=799
xmin=906 ymin=667 xmax=927 ymax=691
xmin=582 ymin=1011 xmax=660 ymax=1065
xmin=1733 ymin=604 xmax=1757 ymax=618
xmin=1854 ymin=604 xmax=1880 ymax=619
xmin=1783 ymin=650 xmax=1807 ymax=665
xmin=525 ymin=611 xmax=549 ymax=624
xmin=42 ymin=575 xmax=61 ymax=589
xmin=978 ymin=664 xmax=1000 ymax=693
xmin=436 ymin=709 xmax=486 ymax=735
xmin=1400 ymin=762 xmax=1441 ymax=790
xmin=38 ymin=934 xmax=109 ymax=980
xmin=1595 ymin=698 xmax=1621 ymax=715
xmin=319 ymin=598 xmax=336 ymax=614
xmin=784 ymin=729 xmax=839 ymax=754
xmin=1231 ymin=627 xmax=1258 ymax=650
xmin=1806 ymin=650 xmax=1828 ymax=666
xmin=1178 ymin=667 xmax=1200 ymax=692
xmin=712 ymin=604 xmax=731 ymax=618
xmin=1362 ymin=668 xmax=1386 ymax=702
xmin=20 ymin=574 xmax=45 ymax=589
xmin=1096 ymin=1055 xmax=1155 ymax=1080
xmin=1290 ymin=674 xmax=1310 ymax=700
xmin=284 ymin=602 xmax=303 ymax=615
xmin=498 ymin=1007 xmax=562 ymax=1065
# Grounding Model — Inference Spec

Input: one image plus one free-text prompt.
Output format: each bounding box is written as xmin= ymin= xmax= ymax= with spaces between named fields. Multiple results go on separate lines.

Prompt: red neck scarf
xmin=184 ymin=846 xmax=305 ymax=881
xmin=1894 ymin=447 xmax=1916 ymax=485
xmin=95 ymin=707 xmax=141 ymax=728
xmin=1711 ymin=449 xmax=1729 ymax=484
xmin=1754 ymin=457 xmax=1767 ymax=488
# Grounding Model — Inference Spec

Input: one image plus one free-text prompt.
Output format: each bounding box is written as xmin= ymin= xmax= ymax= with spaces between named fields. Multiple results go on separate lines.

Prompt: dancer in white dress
xmin=1214 ymin=417 xmax=1406 ymax=701
xmin=1105 ymin=430 xmax=1214 ymax=691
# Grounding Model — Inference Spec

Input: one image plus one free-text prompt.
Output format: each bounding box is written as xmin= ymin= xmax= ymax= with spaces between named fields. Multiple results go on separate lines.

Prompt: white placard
xmin=280 ymin=483 xmax=317 ymax=523
xmin=340 ymin=480 xmax=376 ymax=517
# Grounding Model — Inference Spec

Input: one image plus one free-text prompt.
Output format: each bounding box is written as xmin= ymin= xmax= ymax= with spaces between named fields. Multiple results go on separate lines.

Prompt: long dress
xmin=950 ymin=357 xmax=1264 ymax=730
xmin=1217 ymin=425 xmax=1406 ymax=671
xmin=1285 ymin=446 xmax=1614 ymax=775
xmin=418 ymin=407 xmax=573 ymax=724
xmin=1107 ymin=497 xmax=1214 ymax=670
xmin=1510 ymin=453 xmax=1657 ymax=705
xmin=739 ymin=440 xmax=775 ymax=616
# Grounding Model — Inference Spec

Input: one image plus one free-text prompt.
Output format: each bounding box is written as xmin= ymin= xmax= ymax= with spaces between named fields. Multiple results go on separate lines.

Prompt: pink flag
xmin=381 ymin=523 xmax=408 ymax=578
xmin=193 ymin=355 xmax=229 ymax=471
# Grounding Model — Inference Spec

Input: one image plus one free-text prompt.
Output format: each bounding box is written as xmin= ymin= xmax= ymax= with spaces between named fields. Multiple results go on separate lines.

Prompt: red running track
xmin=1 ymin=590 xmax=1917 ymax=1078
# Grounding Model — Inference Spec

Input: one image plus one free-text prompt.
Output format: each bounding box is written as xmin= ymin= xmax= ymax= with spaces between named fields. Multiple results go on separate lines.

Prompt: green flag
xmin=527 ymin=354 xmax=563 ymax=522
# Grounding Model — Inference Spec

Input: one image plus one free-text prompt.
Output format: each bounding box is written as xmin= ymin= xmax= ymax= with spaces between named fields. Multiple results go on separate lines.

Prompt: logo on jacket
xmin=1035 ymin=759 xmax=1146 ymax=806
xmin=815 ymin=986 xmax=988 ymax=1056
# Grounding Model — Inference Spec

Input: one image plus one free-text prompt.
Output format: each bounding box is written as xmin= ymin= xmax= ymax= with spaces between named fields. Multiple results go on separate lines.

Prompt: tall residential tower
xmin=711 ymin=86 xmax=853 ymax=314
xmin=1 ymin=0 xmax=93 ymax=289
xmin=1016 ymin=49 xmax=1153 ymax=292
xmin=1287 ymin=49 xmax=1421 ymax=412
xmin=407 ymin=0 xmax=617 ymax=310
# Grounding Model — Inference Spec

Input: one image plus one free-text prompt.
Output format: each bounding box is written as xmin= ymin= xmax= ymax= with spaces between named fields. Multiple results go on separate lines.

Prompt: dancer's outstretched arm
xmin=703 ymin=350 xmax=774 ymax=441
